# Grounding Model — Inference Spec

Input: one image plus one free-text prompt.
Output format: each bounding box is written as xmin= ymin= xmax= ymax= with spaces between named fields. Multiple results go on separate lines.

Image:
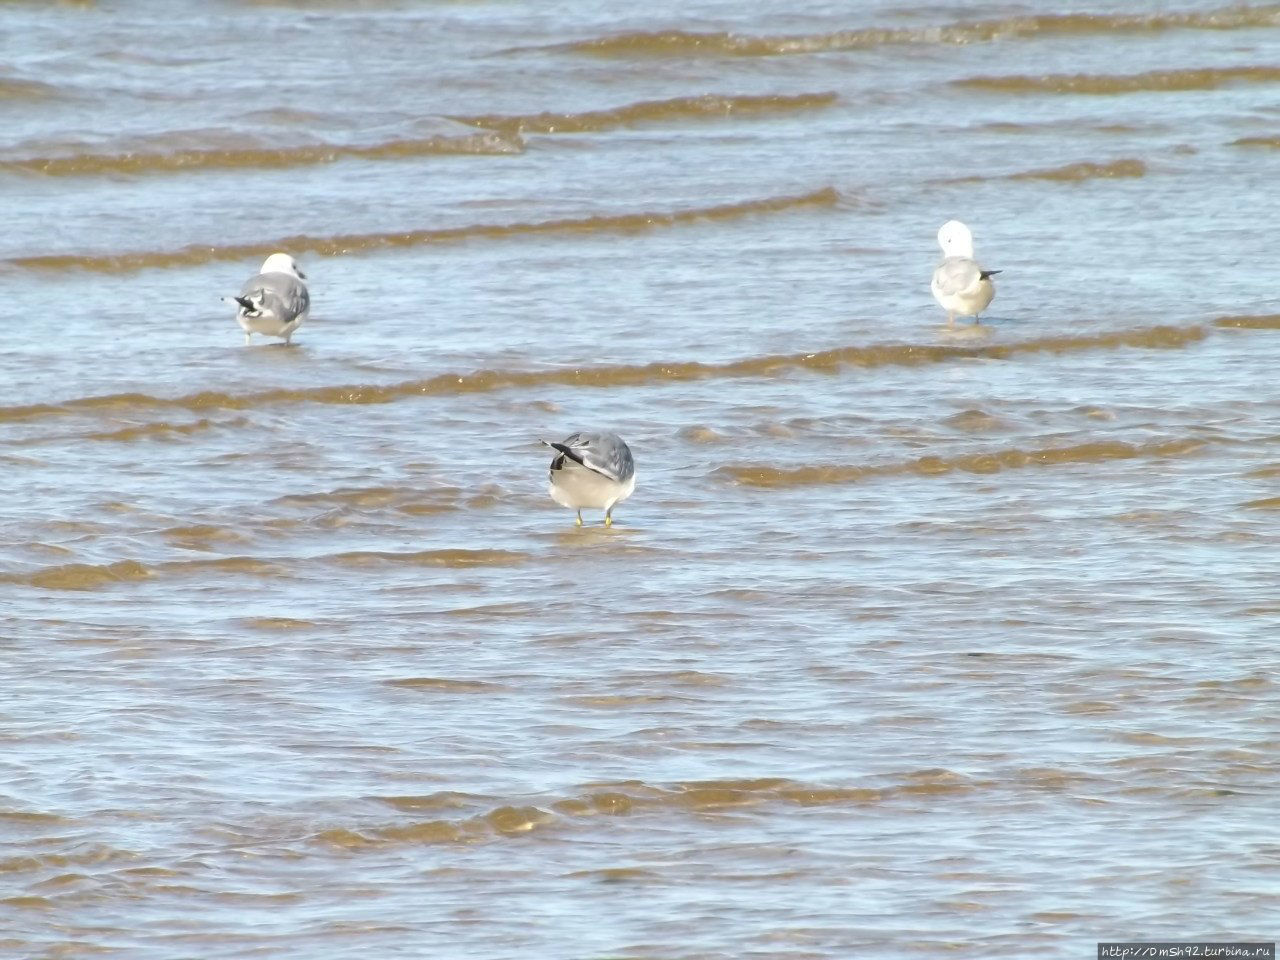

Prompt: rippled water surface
xmin=4 ymin=1 xmax=1280 ymax=957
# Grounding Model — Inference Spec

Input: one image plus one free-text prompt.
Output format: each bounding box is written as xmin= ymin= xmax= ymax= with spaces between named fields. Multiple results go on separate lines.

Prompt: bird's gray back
xmin=932 ymin=256 xmax=982 ymax=296
xmin=240 ymin=271 xmax=309 ymax=319
xmin=561 ymin=432 xmax=635 ymax=483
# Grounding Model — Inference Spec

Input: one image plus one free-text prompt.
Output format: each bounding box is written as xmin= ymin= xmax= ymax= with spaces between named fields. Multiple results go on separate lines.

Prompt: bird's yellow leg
xmin=575 ymin=510 xmax=583 ymax=526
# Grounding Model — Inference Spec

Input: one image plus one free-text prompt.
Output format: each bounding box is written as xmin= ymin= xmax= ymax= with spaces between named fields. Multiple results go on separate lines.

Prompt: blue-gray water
xmin=3 ymin=1 xmax=1279 ymax=957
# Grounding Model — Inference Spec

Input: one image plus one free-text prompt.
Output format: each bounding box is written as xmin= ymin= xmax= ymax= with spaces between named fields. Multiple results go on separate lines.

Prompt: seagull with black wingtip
xmin=541 ymin=431 xmax=636 ymax=527
xmin=931 ymin=220 xmax=1000 ymax=325
xmin=225 ymin=252 xmax=310 ymax=345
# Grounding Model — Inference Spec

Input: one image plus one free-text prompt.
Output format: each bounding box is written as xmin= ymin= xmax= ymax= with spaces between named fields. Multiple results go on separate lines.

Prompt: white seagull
xmin=541 ymin=432 xmax=636 ymax=527
xmin=226 ymin=252 xmax=310 ymax=345
xmin=931 ymin=220 xmax=1000 ymax=325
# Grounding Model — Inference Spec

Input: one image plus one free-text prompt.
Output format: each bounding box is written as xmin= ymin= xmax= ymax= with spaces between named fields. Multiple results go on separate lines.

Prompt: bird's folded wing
xmin=240 ymin=274 xmax=309 ymax=319
xmin=547 ymin=434 xmax=629 ymax=482
xmin=933 ymin=257 xmax=983 ymax=296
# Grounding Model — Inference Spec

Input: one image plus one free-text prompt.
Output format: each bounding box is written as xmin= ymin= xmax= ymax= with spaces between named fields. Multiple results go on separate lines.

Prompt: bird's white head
xmin=260 ymin=252 xmax=305 ymax=280
xmin=937 ymin=220 xmax=975 ymax=258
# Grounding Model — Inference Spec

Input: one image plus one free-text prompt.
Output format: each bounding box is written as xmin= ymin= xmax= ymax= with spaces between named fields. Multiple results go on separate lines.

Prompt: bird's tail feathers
xmin=980 ymin=269 xmax=1002 ymax=280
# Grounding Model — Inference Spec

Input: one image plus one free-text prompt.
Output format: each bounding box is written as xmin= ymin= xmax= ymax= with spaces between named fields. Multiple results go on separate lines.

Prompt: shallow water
xmin=3 ymin=1 xmax=1280 ymax=957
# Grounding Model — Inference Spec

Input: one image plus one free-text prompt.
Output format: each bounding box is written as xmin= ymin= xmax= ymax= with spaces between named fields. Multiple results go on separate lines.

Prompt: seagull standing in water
xmin=541 ymin=432 xmax=636 ymax=527
xmin=226 ymin=253 xmax=310 ymax=345
xmin=931 ymin=220 xmax=1000 ymax=325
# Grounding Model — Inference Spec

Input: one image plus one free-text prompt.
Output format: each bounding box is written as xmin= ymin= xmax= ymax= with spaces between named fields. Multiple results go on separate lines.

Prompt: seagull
xmin=931 ymin=220 xmax=1000 ymax=325
xmin=541 ymin=432 xmax=636 ymax=527
xmin=225 ymin=252 xmax=310 ymax=345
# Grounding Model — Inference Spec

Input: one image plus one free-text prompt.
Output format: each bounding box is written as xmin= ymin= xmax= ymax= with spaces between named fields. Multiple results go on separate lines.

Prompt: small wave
xmin=316 ymin=805 xmax=554 ymax=849
xmin=315 ymin=822 xmax=466 ymax=848
xmin=10 ymin=559 xmax=152 ymax=591
xmin=1215 ymin=314 xmax=1280 ymax=329
xmin=451 ymin=91 xmax=837 ymax=135
xmin=275 ymin=485 xmax=437 ymax=509
xmin=0 ymin=78 xmax=65 ymax=101
xmin=2 ymin=555 xmax=298 ymax=591
xmin=0 ymin=844 xmax=134 ymax=876
xmin=11 ymin=187 xmax=838 ymax=273
xmin=718 ymin=436 xmax=1208 ymax=488
xmin=161 ymin=524 xmax=249 ymax=547
xmin=559 ymin=7 xmax=1280 ymax=58
xmin=553 ymin=773 xmax=975 ymax=813
xmin=2 ymin=131 xmax=522 ymax=178
xmin=1007 ymin=157 xmax=1147 ymax=181
xmin=81 ymin=418 xmax=220 ymax=442
xmin=96 ymin=50 xmax=214 ymax=68
xmin=374 ymin=793 xmax=483 ymax=813
xmin=943 ymin=408 xmax=1007 ymax=432
xmin=955 ymin=66 xmax=1280 ymax=96
xmin=563 ymin=693 xmax=687 ymax=709
xmin=6 ymin=551 xmax=520 ymax=592
xmin=979 ymin=120 xmax=1147 ymax=135
xmin=0 ymin=810 xmax=73 ymax=825
xmin=325 ymin=548 xmax=527 ymax=569
xmin=1232 ymin=136 xmax=1280 ymax=149
xmin=272 ymin=484 xmax=477 ymax=516
xmin=237 ymin=617 xmax=316 ymax=631
xmin=942 ymin=157 xmax=1147 ymax=185
xmin=1244 ymin=496 xmax=1280 ymax=510
xmin=0 ymin=401 xmax=80 ymax=423
xmin=316 ymin=773 xmax=988 ymax=852
xmin=385 ymin=677 xmax=508 ymax=692
xmin=566 ymin=867 xmax=658 ymax=882
xmin=0 ymin=323 xmax=1206 ymax=427
xmin=164 ymin=556 xmax=286 ymax=576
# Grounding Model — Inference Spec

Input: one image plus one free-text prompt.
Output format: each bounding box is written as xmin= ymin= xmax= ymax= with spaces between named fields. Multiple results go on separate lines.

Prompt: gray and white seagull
xmin=930 ymin=220 xmax=1000 ymax=325
xmin=541 ymin=431 xmax=636 ymax=527
xmin=225 ymin=252 xmax=310 ymax=345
